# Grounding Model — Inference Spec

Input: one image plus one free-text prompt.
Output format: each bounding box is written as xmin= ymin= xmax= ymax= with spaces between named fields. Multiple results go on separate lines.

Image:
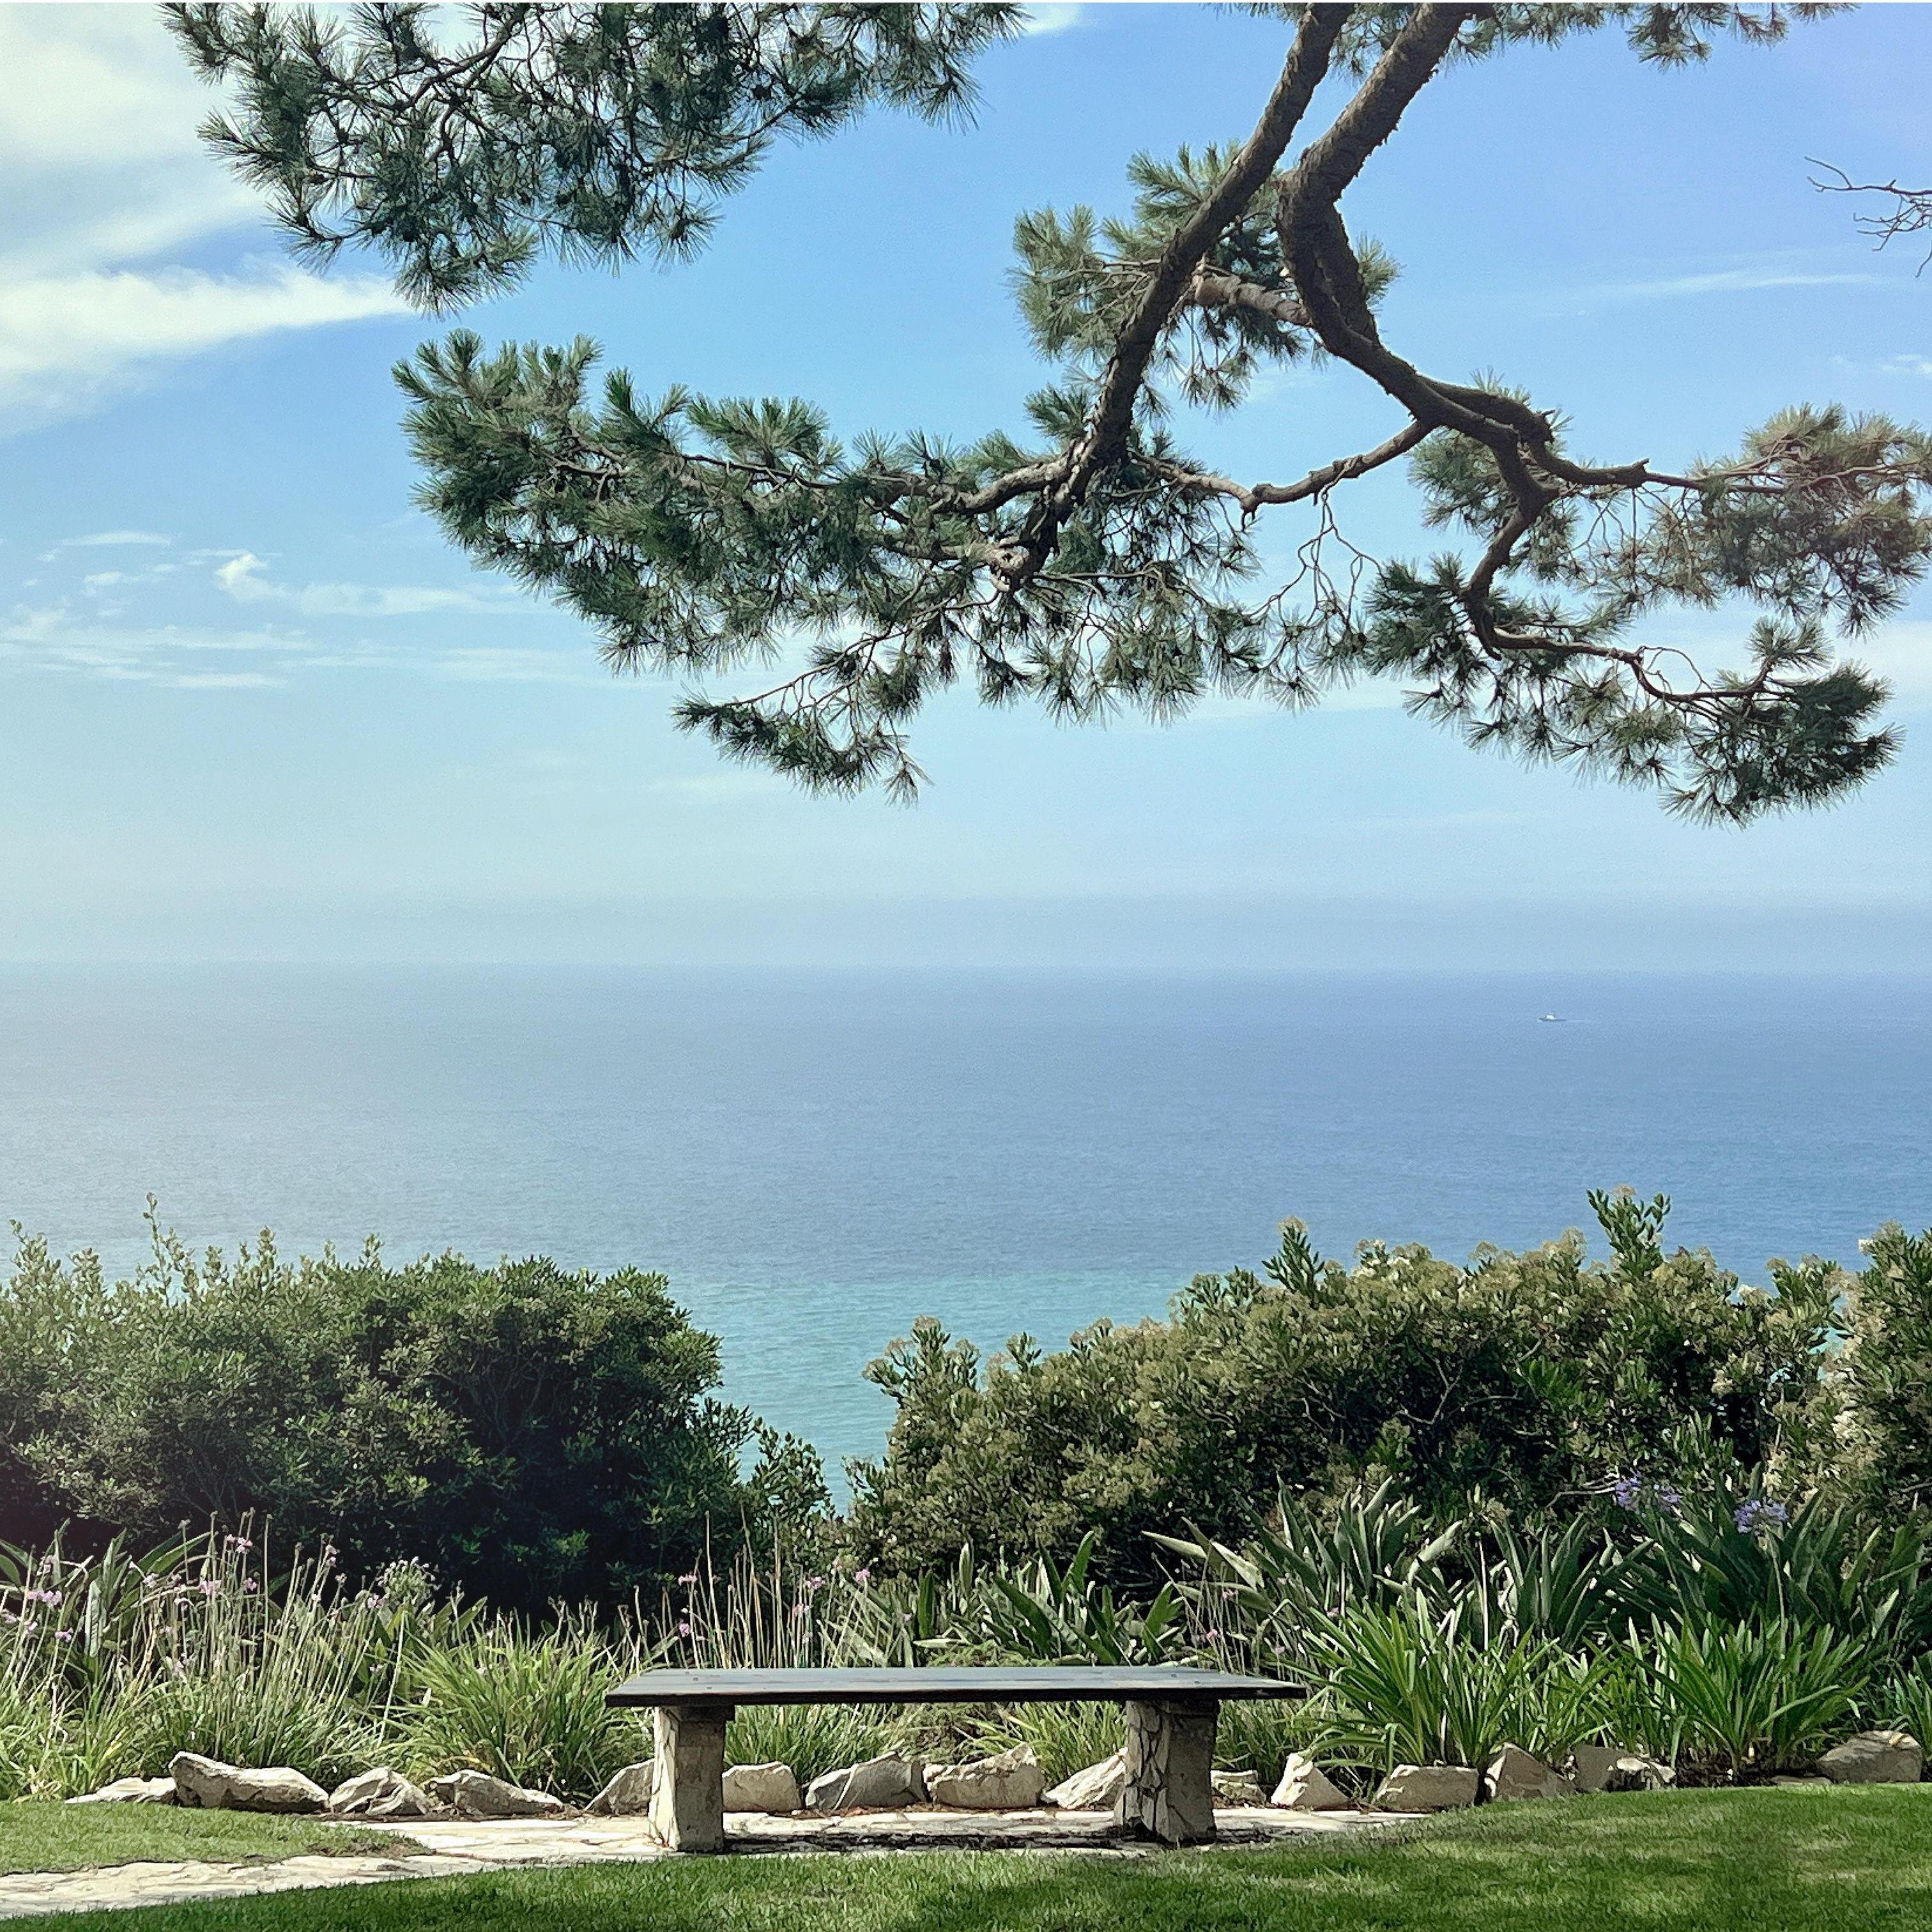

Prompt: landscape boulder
xmin=1270 ymin=1754 xmax=1351 ymax=1811
xmin=67 ymin=1776 xmax=176 ymax=1805
xmin=1482 ymin=1745 xmax=1565 ymax=1802
xmin=1211 ymin=1769 xmax=1267 ymax=1806
xmin=586 ymin=1761 xmax=657 ymax=1816
xmin=328 ymin=1767 xmax=437 ymax=1818
xmin=1568 ymin=1745 xmax=1673 ymax=1794
xmin=804 ymin=1752 xmax=926 ymax=1813
xmin=1817 ymin=1730 xmax=1924 ymax=1786
xmin=923 ymin=1745 xmax=1046 ymax=1811
xmin=722 ymin=1761 xmax=802 ymax=1814
xmin=169 ymin=1753 xmax=327 ymax=1814
xmin=1372 ymin=1764 xmax=1478 ymax=1812
xmin=427 ymin=1769 xmax=568 ymax=1818
xmin=1045 ymin=1751 xmax=1128 ymax=1810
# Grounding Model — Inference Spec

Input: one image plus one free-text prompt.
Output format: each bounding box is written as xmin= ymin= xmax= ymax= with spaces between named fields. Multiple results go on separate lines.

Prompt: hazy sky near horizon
xmin=4 ymin=1 xmax=1932 ymax=970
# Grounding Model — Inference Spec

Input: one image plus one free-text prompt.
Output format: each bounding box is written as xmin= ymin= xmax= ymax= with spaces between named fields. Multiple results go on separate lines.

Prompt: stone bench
xmin=607 ymin=1665 xmax=1298 ymax=1853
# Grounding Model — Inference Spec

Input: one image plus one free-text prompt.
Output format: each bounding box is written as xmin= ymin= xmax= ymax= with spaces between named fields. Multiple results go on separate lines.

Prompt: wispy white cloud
xmin=2 ymin=592 xmax=593 ymax=693
xmin=1020 ymin=4 xmax=1088 ymax=35
xmin=1565 ymin=265 xmax=1888 ymax=310
xmin=57 ymin=530 xmax=172 ymax=550
xmin=0 ymin=6 xmax=254 ymax=276
xmin=0 ymin=264 xmax=410 ymax=434
xmin=214 ymin=551 xmax=525 ymax=619
xmin=0 ymin=12 xmax=418 ymax=436
xmin=302 ymin=643 xmax=600 ymax=684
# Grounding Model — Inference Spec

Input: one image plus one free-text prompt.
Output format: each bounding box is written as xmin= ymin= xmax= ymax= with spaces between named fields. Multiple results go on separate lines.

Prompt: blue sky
xmin=4 ymin=1 xmax=1931 ymax=969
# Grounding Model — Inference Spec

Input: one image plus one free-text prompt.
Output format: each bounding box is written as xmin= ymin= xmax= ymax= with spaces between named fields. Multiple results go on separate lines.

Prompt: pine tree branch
xmin=1002 ymin=3 xmax=1353 ymax=583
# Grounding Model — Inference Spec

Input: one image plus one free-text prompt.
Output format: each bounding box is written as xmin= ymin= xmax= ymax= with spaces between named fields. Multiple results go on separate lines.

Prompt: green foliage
xmin=401 ymin=1613 xmax=650 ymax=1798
xmin=849 ymin=1196 xmax=1834 ymax=1582
xmin=1826 ymin=1223 xmax=1932 ymax=1512
xmin=1632 ymin=1618 xmax=1873 ymax=1779
xmin=165 ymin=3 xmax=1021 ymax=308
xmin=1300 ymin=1604 xmax=1614 ymax=1772
xmin=176 ymin=2 xmax=1924 ymax=822
xmin=0 ymin=1214 xmax=827 ymax=1611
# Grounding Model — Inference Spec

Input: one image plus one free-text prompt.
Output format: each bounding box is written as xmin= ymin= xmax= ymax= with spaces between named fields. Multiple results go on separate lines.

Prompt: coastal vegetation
xmin=0 ymin=1213 xmax=824 ymax=1612
xmin=3 ymin=1195 xmax=1931 ymax=1807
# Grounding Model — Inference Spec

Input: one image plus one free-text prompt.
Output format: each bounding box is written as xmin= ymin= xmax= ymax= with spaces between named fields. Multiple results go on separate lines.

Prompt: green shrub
xmin=1867 ymin=1657 xmax=1932 ymax=1744
xmin=0 ymin=1215 xmax=826 ymax=1611
xmin=1823 ymin=1223 xmax=1932 ymax=1514
xmin=401 ymin=1614 xmax=649 ymax=1799
xmin=1631 ymin=1618 xmax=1874 ymax=1780
xmin=850 ymin=1195 xmax=1836 ymax=1582
xmin=1299 ymin=1604 xmax=1613 ymax=1774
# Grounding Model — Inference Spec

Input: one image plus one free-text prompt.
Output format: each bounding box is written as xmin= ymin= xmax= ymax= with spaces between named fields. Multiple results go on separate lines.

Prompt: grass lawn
xmin=8 ymin=1784 xmax=1932 ymax=1931
xmin=0 ymin=1805 xmax=402 ymax=1877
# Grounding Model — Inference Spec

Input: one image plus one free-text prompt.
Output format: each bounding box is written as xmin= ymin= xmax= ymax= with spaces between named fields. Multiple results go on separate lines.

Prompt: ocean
xmin=1 ymin=965 xmax=1926 ymax=1479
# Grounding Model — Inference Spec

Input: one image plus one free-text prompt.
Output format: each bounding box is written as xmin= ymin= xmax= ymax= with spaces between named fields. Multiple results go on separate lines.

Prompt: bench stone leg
xmin=1116 ymin=1697 xmax=1218 ymax=1846
xmin=648 ymin=1703 xmax=732 ymax=1852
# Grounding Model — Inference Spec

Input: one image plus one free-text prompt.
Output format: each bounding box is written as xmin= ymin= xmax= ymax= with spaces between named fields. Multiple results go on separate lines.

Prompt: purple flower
xmin=677 ymin=1572 xmax=698 ymax=1587
xmin=853 ymin=1567 xmax=873 ymax=1586
xmin=243 ymin=1577 xmax=259 ymax=1593
xmin=1735 ymin=1499 xmax=1789 ymax=1536
xmin=677 ymin=1620 xmax=693 ymax=1638
xmin=198 ymin=1578 xmax=221 ymax=1597
xmin=1653 ymin=1485 xmax=1682 ymax=1517
xmin=1611 ymin=1475 xmax=1642 ymax=1511
xmin=54 ymin=1629 xmax=75 ymax=1643
xmin=802 ymin=1575 xmax=825 ymax=1593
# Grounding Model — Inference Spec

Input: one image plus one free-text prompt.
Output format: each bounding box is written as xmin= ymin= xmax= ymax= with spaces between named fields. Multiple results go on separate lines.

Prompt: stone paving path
xmin=0 ymin=1805 xmax=1405 ymax=1920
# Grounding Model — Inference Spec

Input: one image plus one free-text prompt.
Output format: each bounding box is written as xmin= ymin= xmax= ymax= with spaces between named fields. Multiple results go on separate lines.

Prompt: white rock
xmin=169 ymin=1753 xmax=327 ymax=1814
xmin=723 ymin=1761 xmax=801 ymax=1814
xmin=1270 ymin=1753 xmax=1351 ymax=1811
xmin=586 ymin=1761 xmax=656 ymax=1816
xmin=67 ymin=1777 xmax=176 ymax=1805
xmin=1568 ymin=1745 xmax=1673 ymax=1794
xmin=804 ymin=1752 xmax=926 ymax=1813
xmin=326 ymin=1767 xmax=436 ymax=1818
xmin=1483 ymin=1744 xmax=1564 ymax=1802
xmin=1045 ymin=1751 xmax=1129 ymax=1810
xmin=1373 ymin=1763 xmax=1478 ymax=1812
xmin=1818 ymin=1730 xmax=1924 ymax=1786
xmin=427 ymin=1769 xmax=568 ymax=1818
xmin=923 ymin=1745 xmax=1046 ymax=1811
xmin=1211 ymin=1769 xmax=1266 ymax=1806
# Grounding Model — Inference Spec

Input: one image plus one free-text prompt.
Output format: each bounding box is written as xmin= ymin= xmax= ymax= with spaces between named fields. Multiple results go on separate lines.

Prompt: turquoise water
xmin=1 ymin=966 xmax=1926 ymax=1476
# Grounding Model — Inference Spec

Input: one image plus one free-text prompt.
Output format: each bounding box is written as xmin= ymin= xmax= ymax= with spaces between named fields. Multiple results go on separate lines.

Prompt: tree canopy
xmin=169 ymin=2 xmax=1932 ymax=821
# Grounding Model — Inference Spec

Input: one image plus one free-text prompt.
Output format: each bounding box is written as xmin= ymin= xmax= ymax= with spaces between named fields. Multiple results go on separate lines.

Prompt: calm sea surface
xmin=1 ymin=967 xmax=1926 ymax=1478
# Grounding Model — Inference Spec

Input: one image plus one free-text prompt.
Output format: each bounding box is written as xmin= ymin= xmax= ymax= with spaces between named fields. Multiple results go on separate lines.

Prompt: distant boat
xmin=1538 ymin=1013 xmax=1565 ymax=1023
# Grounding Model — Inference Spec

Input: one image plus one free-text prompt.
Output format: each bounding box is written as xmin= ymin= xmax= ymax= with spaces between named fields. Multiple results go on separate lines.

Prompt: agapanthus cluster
xmin=1609 ymin=1473 xmax=1683 ymax=1516
xmin=1734 ymin=1498 xmax=1791 ymax=1537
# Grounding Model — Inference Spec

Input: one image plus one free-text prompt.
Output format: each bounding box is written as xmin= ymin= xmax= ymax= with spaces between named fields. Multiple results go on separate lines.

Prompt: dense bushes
xmin=849 ymin=1193 xmax=1852 ymax=1581
xmin=0 ymin=1215 xmax=822 ymax=1611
